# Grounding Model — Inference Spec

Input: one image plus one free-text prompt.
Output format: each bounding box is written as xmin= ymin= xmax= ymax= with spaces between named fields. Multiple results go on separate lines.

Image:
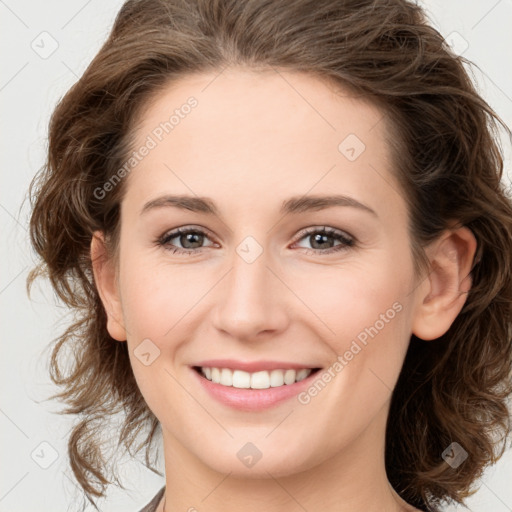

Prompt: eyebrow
xmin=140 ymin=194 xmax=377 ymax=217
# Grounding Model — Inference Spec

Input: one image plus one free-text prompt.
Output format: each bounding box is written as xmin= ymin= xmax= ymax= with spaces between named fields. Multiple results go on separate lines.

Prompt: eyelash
xmin=156 ymin=225 xmax=355 ymax=256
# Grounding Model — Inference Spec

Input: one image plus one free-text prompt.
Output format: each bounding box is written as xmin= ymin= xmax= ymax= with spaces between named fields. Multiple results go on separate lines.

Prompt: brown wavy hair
xmin=27 ymin=0 xmax=512 ymax=510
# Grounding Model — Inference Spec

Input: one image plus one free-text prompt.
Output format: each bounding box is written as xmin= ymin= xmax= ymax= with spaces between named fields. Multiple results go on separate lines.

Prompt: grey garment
xmin=138 ymin=487 xmax=165 ymax=512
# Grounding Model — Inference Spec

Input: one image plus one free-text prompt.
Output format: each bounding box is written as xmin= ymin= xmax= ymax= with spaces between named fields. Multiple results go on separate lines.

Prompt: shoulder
xmin=138 ymin=486 xmax=165 ymax=512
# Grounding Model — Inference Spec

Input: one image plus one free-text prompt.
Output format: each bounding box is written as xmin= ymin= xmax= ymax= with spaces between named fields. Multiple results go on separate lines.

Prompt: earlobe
xmin=412 ymin=226 xmax=477 ymax=341
xmin=90 ymin=231 xmax=127 ymax=342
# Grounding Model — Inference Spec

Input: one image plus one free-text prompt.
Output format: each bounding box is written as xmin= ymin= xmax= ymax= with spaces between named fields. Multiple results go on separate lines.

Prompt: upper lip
xmin=193 ymin=359 xmax=321 ymax=372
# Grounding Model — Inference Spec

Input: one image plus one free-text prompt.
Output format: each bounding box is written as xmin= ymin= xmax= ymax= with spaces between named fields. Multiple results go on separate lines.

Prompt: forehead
xmin=123 ymin=67 xmax=404 ymax=221
xmin=133 ymin=67 xmax=386 ymax=152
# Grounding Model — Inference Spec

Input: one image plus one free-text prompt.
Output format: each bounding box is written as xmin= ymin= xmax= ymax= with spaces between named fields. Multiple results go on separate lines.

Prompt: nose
xmin=211 ymin=245 xmax=290 ymax=342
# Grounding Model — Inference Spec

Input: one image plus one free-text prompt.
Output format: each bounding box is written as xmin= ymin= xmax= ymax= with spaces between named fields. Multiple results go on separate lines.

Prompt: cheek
xmin=117 ymin=252 xmax=198 ymax=414
xmin=118 ymin=249 xmax=209 ymax=340
xmin=293 ymin=255 xmax=412 ymax=347
xmin=291 ymin=266 xmax=414 ymax=452
xmin=295 ymin=253 xmax=414 ymax=399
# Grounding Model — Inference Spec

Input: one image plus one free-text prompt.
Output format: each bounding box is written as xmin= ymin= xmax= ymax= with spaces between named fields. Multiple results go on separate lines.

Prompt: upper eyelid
xmin=294 ymin=226 xmax=353 ymax=241
xmin=161 ymin=225 xmax=217 ymax=241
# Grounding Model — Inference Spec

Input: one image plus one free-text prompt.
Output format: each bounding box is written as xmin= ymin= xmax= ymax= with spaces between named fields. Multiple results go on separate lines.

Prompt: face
xmin=101 ymin=68 xmax=424 ymax=478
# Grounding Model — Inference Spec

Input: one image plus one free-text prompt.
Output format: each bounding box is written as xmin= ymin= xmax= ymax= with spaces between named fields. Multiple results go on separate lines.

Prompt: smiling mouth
xmin=193 ymin=366 xmax=322 ymax=390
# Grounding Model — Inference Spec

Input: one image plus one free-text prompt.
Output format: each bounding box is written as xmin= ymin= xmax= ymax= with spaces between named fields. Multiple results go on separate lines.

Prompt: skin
xmin=91 ymin=68 xmax=476 ymax=512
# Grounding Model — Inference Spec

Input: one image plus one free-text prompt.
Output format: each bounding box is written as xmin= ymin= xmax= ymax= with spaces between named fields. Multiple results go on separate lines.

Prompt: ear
xmin=90 ymin=231 xmax=127 ymax=341
xmin=412 ymin=226 xmax=477 ymax=341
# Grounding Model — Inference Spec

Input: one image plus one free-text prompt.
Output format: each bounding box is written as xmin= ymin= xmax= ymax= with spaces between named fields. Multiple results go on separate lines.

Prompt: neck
xmin=159 ymin=403 xmax=416 ymax=512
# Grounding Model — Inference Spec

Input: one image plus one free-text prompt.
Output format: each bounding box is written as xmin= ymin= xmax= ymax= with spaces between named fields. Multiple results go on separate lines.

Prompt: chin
xmin=198 ymin=446 xmax=316 ymax=479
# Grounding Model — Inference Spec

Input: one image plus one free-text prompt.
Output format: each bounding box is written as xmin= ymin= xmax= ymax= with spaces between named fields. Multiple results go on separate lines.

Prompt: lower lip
xmin=191 ymin=367 xmax=320 ymax=411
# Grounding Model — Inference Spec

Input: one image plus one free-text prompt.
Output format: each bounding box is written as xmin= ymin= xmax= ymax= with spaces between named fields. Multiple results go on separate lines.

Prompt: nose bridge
xmin=212 ymin=237 xmax=289 ymax=339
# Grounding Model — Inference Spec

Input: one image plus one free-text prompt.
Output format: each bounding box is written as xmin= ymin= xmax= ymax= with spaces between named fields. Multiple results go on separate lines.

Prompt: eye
xmin=156 ymin=226 xmax=217 ymax=255
xmin=156 ymin=225 xmax=355 ymax=256
xmin=292 ymin=226 xmax=355 ymax=255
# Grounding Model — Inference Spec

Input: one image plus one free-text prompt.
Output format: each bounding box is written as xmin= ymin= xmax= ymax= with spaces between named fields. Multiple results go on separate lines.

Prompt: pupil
xmin=312 ymin=233 xmax=332 ymax=249
xmin=182 ymin=232 xmax=203 ymax=249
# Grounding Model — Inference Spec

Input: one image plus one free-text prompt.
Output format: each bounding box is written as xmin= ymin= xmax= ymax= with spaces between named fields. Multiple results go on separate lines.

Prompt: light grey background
xmin=1 ymin=1 xmax=511 ymax=511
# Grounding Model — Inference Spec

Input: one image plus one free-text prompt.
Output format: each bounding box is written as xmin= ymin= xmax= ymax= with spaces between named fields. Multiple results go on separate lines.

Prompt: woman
xmin=27 ymin=0 xmax=512 ymax=511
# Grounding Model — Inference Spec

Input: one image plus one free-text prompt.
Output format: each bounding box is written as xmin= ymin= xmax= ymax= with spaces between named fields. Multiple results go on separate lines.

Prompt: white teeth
xmin=251 ymin=371 xmax=270 ymax=389
xmin=220 ymin=368 xmax=232 ymax=386
xmin=211 ymin=367 xmax=221 ymax=384
xmin=296 ymin=368 xmax=311 ymax=382
xmin=284 ymin=369 xmax=296 ymax=385
xmin=199 ymin=367 xmax=314 ymax=389
xmin=269 ymin=369 xmax=284 ymax=387
xmin=232 ymin=370 xmax=251 ymax=388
